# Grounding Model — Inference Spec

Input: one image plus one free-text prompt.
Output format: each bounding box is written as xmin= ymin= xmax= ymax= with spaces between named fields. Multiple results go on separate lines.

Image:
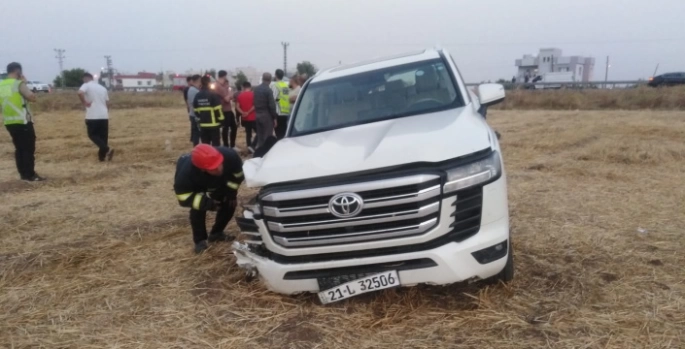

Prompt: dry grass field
xmin=1 ymin=106 xmax=684 ymax=348
xmin=32 ymin=85 xmax=685 ymax=113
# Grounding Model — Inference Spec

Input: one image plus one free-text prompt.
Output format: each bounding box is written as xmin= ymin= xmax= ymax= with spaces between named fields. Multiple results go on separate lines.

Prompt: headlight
xmin=443 ymin=151 xmax=502 ymax=194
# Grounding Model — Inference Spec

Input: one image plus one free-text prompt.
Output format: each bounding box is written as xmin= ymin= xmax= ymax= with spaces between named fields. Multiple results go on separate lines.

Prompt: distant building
xmin=515 ymin=48 xmax=595 ymax=82
xmin=103 ymin=72 xmax=158 ymax=91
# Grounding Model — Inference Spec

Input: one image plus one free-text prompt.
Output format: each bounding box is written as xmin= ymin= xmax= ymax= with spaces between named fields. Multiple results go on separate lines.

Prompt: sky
xmin=1 ymin=0 xmax=684 ymax=84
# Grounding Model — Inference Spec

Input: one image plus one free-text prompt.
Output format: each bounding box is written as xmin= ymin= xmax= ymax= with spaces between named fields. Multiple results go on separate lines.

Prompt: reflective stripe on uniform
xmin=195 ymin=105 xmax=223 ymax=127
xmin=192 ymin=193 xmax=204 ymax=210
xmin=176 ymin=192 xmax=193 ymax=202
xmin=233 ymin=171 xmax=243 ymax=178
xmin=227 ymin=182 xmax=240 ymax=190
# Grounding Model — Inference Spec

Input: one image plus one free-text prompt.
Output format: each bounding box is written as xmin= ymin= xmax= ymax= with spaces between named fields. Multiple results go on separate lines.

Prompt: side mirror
xmin=477 ymin=83 xmax=505 ymax=106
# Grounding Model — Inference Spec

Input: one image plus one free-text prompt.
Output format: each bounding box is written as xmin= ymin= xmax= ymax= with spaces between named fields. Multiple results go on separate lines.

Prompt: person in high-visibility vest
xmin=0 ymin=62 xmax=44 ymax=182
xmin=273 ymin=69 xmax=291 ymax=140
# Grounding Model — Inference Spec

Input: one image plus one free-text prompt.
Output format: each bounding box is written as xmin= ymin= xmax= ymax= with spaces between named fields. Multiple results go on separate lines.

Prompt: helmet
xmin=191 ymin=144 xmax=223 ymax=170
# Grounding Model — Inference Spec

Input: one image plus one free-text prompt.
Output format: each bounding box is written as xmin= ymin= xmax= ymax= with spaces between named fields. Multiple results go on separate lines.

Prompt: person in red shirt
xmin=236 ymin=81 xmax=256 ymax=152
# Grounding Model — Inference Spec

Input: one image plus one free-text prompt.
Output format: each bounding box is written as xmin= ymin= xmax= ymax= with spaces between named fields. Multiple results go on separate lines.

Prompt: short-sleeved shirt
xmin=78 ymin=81 xmax=109 ymax=120
xmin=236 ymin=90 xmax=255 ymax=121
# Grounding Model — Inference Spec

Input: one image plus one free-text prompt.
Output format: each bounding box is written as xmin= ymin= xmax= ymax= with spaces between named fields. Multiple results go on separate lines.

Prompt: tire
xmin=488 ymin=240 xmax=514 ymax=284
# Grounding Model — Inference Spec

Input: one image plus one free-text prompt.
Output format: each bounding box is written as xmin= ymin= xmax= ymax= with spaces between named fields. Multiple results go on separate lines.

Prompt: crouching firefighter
xmin=174 ymin=144 xmax=244 ymax=253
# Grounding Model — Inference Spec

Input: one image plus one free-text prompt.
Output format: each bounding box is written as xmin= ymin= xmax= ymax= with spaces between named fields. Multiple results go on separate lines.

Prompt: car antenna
xmin=652 ymin=63 xmax=659 ymax=77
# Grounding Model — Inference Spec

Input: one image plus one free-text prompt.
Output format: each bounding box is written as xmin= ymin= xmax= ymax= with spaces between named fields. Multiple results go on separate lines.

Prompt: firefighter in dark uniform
xmin=174 ymin=144 xmax=244 ymax=253
xmin=193 ymin=75 xmax=224 ymax=146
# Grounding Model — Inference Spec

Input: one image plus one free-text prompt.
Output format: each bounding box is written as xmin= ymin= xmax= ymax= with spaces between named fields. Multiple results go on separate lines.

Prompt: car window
xmin=292 ymin=59 xmax=462 ymax=136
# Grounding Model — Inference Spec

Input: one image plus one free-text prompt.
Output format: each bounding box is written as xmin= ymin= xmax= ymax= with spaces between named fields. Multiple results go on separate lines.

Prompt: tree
xmin=206 ymin=69 xmax=217 ymax=79
xmin=53 ymin=68 xmax=87 ymax=88
xmin=296 ymin=61 xmax=317 ymax=78
xmin=232 ymin=71 xmax=248 ymax=91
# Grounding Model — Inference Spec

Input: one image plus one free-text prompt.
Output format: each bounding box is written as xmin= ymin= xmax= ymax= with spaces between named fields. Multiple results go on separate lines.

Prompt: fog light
xmin=471 ymin=240 xmax=508 ymax=264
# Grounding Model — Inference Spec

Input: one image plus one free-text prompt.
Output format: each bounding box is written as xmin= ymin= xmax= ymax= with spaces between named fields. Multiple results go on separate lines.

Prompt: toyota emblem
xmin=329 ymin=193 xmax=364 ymax=218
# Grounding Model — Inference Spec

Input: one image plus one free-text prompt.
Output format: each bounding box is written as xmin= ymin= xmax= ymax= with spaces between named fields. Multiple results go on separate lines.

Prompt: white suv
xmin=233 ymin=48 xmax=511 ymax=304
xmin=27 ymin=81 xmax=51 ymax=93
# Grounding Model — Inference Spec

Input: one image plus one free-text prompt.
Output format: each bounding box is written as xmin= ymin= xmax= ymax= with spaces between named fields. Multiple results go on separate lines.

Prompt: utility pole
xmin=54 ymin=48 xmax=66 ymax=88
xmin=281 ymin=42 xmax=289 ymax=76
xmin=604 ymin=56 xmax=610 ymax=89
xmin=104 ymin=55 xmax=113 ymax=90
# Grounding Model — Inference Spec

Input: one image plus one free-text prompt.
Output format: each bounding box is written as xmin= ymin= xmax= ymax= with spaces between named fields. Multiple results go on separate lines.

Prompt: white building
xmin=515 ymin=48 xmax=595 ymax=83
xmin=102 ymin=72 xmax=158 ymax=91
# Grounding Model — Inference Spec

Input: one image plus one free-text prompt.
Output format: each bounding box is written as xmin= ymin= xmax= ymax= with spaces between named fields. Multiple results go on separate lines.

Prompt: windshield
xmin=291 ymin=58 xmax=462 ymax=136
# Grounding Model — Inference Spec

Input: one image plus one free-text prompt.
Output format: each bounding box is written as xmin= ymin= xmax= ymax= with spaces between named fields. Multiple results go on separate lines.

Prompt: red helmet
xmin=191 ymin=144 xmax=223 ymax=170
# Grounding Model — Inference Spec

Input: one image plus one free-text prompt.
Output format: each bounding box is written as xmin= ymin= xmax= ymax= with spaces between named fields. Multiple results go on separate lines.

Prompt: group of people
xmin=1 ymin=61 xmax=305 ymax=254
xmin=1 ymin=62 xmax=115 ymax=182
xmin=182 ymin=69 xmax=305 ymax=156
xmin=176 ymin=68 xmax=306 ymax=253
xmin=0 ymin=61 xmax=117 ymax=183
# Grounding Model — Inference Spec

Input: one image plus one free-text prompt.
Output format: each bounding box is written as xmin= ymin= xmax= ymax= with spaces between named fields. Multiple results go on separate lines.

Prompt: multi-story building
xmin=515 ymin=48 xmax=595 ymax=82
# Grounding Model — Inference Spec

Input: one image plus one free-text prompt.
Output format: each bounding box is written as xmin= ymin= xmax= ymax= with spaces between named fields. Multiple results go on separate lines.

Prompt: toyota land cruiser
xmin=233 ymin=48 xmax=512 ymax=304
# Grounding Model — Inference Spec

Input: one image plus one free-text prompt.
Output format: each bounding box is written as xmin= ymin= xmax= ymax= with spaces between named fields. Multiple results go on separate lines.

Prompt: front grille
xmin=260 ymin=174 xmax=442 ymax=248
xmin=449 ymin=186 xmax=483 ymax=241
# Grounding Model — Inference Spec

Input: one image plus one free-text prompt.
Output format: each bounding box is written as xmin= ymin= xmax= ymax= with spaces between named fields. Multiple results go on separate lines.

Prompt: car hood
xmin=243 ymin=107 xmax=492 ymax=187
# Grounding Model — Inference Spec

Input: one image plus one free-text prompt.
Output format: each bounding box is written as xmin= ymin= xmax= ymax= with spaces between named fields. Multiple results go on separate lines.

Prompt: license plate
xmin=317 ymin=270 xmax=400 ymax=304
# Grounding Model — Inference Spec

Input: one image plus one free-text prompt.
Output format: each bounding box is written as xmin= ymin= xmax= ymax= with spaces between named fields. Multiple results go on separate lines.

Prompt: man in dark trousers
xmin=78 ymin=72 xmax=114 ymax=161
xmin=186 ymin=75 xmax=201 ymax=146
xmin=214 ymin=70 xmax=238 ymax=149
xmin=183 ymin=76 xmax=192 ymax=108
xmin=252 ymin=72 xmax=278 ymax=151
xmin=0 ymin=62 xmax=44 ymax=182
xmin=193 ymin=75 xmax=224 ymax=146
xmin=173 ymin=144 xmax=244 ymax=253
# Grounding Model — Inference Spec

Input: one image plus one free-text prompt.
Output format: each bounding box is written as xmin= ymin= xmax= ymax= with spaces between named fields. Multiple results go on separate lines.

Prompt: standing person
xmin=235 ymin=81 xmax=256 ymax=152
xmin=78 ymin=73 xmax=114 ymax=162
xmin=214 ymin=70 xmax=238 ymax=149
xmin=252 ymin=72 xmax=278 ymax=151
xmin=182 ymin=76 xmax=192 ymax=110
xmin=273 ymin=69 xmax=291 ymax=140
xmin=0 ymin=62 xmax=44 ymax=182
xmin=173 ymin=144 xmax=244 ymax=253
xmin=289 ymin=74 xmax=302 ymax=105
xmin=186 ymin=75 xmax=201 ymax=146
xmin=193 ymin=75 xmax=224 ymax=146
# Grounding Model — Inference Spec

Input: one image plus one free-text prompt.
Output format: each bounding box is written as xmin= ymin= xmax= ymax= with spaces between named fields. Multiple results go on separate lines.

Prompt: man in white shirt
xmin=78 ymin=73 xmax=113 ymax=161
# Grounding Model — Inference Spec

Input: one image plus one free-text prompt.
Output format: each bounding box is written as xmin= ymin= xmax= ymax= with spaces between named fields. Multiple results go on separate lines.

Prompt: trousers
xmin=5 ymin=123 xmax=37 ymax=179
xmin=200 ymin=127 xmax=221 ymax=146
xmin=222 ymin=110 xmax=237 ymax=148
xmin=85 ymin=119 xmax=109 ymax=161
xmin=255 ymin=114 xmax=274 ymax=149
xmin=189 ymin=203 xmax=236 ymax=243
xmin=275 ymin=114 xmax=289 ymax=140
xmin=189 ymin=117 xmax=200 ymax=146
xmin=242 ymin=120 xmax=255 ymax=147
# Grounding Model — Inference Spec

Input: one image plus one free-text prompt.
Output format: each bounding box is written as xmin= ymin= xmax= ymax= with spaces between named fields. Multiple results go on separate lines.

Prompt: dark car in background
xmin=648 ymin=72 xmax=685 ymax=87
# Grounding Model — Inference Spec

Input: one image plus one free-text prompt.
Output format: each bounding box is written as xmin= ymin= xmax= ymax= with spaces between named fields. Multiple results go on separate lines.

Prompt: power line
xmin=281 ymin=42 xmax=289 ymax=76
xmin=54 ymin=48 xmax=66 ymax=87
xmin=104 ymin=55 xmax=113 ymax=90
